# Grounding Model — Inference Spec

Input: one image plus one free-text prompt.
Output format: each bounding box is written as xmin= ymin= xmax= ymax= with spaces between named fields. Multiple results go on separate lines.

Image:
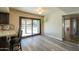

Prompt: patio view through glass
xmin=21 ymin=18 xmax=40 ymax=37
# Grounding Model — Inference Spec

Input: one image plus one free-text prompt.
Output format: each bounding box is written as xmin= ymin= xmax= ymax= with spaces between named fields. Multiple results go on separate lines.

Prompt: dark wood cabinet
xmin=0 ymin=13 xmax=9 ymax=24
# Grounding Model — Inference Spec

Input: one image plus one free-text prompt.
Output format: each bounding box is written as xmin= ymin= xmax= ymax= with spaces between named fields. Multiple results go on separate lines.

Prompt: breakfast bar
xmin=0 ymin=30 xmax=17 ymax=37
xmin=0 ymin=30 xmax=17 ymax=50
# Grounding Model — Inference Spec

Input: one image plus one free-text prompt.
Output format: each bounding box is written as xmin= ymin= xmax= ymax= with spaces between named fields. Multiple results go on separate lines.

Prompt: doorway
xmin=64 ymin=20 xmax=71 ymax=41
xmin=63 ymin=15 xmax=79 ymax=44
xmin=19 ymin=17 xmax=41 ymax=37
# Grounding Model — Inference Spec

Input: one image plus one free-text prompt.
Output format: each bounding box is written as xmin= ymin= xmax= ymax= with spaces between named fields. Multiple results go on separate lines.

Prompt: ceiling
xmin=59 ymin=7 xmax=79 ymax=14
xmin=1 ymin=7 xmax=79 ymax=15
xmin=12 ymin=7 xmax=50 ymax=16
xmin=11 ymin=7 xmax=79 ymax=15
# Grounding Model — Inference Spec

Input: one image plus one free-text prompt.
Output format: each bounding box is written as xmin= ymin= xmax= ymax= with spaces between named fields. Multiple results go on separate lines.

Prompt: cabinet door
xmin=2 ymin=14 xmax=9 ymax=24
xmin=0 ymin=13 xmax=9 ymax=24
xmin=0 ymin=14 xmax=3 ymax=24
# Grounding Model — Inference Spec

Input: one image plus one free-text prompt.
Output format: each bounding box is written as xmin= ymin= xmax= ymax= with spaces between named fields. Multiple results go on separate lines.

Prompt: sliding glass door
xmin=33 ymin=20 xmax=40 ymax=35
xmin=21 ymin=19 xmax=32 ymax=37
xmin=20 ymin=17 xmax=41 ymax=37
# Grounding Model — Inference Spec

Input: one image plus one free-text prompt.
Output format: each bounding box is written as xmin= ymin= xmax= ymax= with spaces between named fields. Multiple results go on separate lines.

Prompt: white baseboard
xmin=44 ymin=33 xmax=79 ymax=47
xmin=44 ymin=33 xmax=62 ymax=41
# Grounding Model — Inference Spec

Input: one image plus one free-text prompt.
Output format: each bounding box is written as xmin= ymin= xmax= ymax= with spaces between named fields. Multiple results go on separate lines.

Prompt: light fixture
xmin=36 ymin=8 xmax=44 ymax=14
xmin=33 ymin=7 xmax=46 ymax=15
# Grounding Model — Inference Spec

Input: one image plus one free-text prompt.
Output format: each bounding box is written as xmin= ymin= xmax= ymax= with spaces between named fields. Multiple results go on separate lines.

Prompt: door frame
xmin=19 ymin=16 xmax=41 ymax=38
xmin=62 ymin=16 xmax=65 ymax=41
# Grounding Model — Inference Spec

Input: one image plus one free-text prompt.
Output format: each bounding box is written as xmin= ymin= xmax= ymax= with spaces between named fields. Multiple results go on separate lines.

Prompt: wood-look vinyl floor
xmin=21 ymin=35 xmax=79 ymax=51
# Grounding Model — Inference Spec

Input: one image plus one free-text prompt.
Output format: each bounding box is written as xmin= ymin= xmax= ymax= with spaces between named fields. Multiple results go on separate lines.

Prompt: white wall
xmin=44 ymin=7 xmax=66 ymax=40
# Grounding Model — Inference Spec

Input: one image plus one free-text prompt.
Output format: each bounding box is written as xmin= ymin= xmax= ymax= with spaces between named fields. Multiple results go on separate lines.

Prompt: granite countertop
xmin=0 ymin=30 xmax=17 ymax=37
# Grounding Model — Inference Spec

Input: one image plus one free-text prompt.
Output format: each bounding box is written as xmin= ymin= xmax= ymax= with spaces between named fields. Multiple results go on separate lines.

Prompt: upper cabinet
xmin=0 ymin=13 xmax=9 ymax=24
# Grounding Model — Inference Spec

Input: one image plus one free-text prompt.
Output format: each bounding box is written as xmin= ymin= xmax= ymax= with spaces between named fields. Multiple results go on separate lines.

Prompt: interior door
xmin=64 ymin=20 xmax=71 ymax=41
xmin=63 ymin=16 xmax=79 ymax=44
